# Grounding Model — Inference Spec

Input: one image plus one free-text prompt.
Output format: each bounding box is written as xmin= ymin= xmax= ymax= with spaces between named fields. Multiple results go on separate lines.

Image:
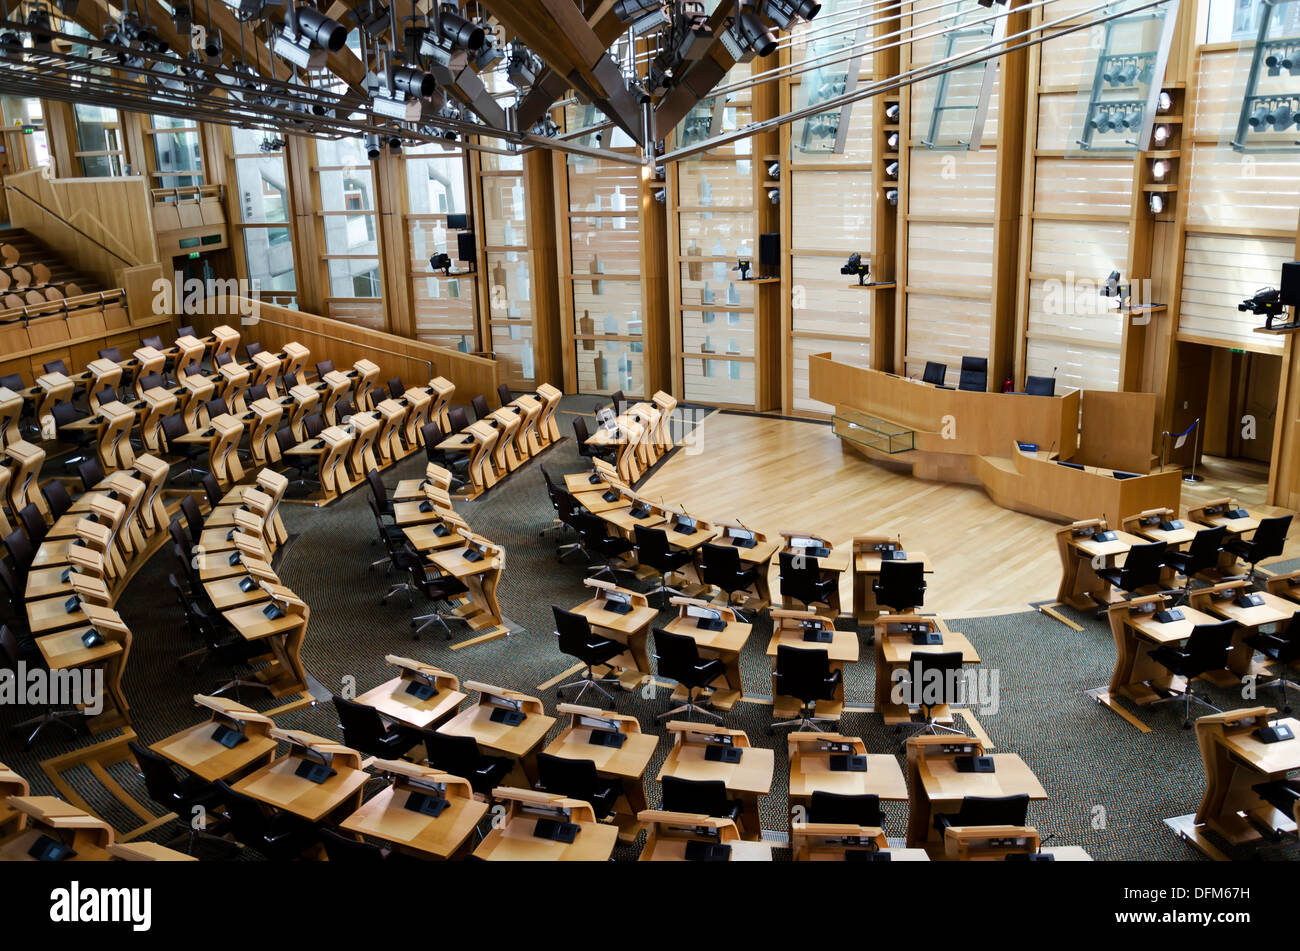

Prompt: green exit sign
xmin=188 ymin=252 xmax=200 ymax=259
xmin=21 ymin=126 xmax=33 ymax=136
xmin=1230 ymin=348 xmax=1244 ymax=354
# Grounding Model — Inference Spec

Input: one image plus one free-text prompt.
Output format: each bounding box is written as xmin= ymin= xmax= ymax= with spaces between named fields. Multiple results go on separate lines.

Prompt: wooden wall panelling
xmin=524 ymin=148 xmax=563 ymax=392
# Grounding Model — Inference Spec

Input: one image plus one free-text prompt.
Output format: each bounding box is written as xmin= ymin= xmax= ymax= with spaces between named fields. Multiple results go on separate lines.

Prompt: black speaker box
xmin=759 ymin=232 xmax=779 ymax=269
xmin=457 ymin=230 xmax=477 ymax=266
xmin=447 ymin=213 xmax=469 ymax=230
xmin=1280 ymin=261 xmax=1300 ymax=307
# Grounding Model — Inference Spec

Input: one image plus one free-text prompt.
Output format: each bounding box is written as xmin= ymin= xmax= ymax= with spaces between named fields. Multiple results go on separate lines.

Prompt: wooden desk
xmin=0 ymin=385 xmax=22 ymax=448
xmin=402 ymin=521 xmax=467 ymax=554
xmin=905 ymin=735 xmax=1047 ymax=853
xmin=542 ymin=703 xmax=657 ymax=839
xmin=6 ymin=439 xmax=48 ymax=520
xmin=662 ymin=598 xmax=751 ymax=709
xmin=232 ymin=729 xmax=367 ymax=824
xmin=473 ymin=787 xmax=618 ymax=861
xmin=221 ymin=588 xmax=309 ymax=696
xmin=177 ymin=371 xmax=216 ymax=430
xmin=34 ymin=371 xmax=73 ymax=438
xmin=151 ymin=695 xmax=278 ymax=783
xmin=245 ymin=398 xmax=282 ymax=468
xmin=373 ymin=398 xmax=409 ymax=465
xmin=1055 ymin=519 xmax=1145 ymax=609
xmin=793 ymin=823 xmax=929 ymax=861
xmin=437 ymin=682 xmax=556 ymax=787
xmin=1191 ymin=707 xmax=1300 ymax=847
xmin=1122 ymin=507 xmax=1202 ymax=547
xmin=943 ymin=825 xmax=1091 ymax=861
xmin=767 ymin=609 xmax=857 ymax=719
xmin=638 ymin=810 xmax=773 ymax=861
xmin=399 ymin=386 xmax=433 ymax=449
xmin=852 ymin=535 xmax=934 ymax=623
xmin=349 ymin=358 xmax=381 ymax=411
xmin=340 ymin=760 xmax=486 ymax=860
xmin=1188 ymin=497 xmax=1260 ymax=537
xmin=1191 ymin=580 xmax=1294 ymax=682
xmin=36 ymin=602 xmax=131 ymax=730
xmin=427 ymin=376 xmax=455 ymax=433
xmin=874 ymin=614 xmax=978 ymax=724
xmin=0 ymin=796 xmax=114 ymax=862
xmin=535 ymin=382 xmax=562 ymax=444
xmin=714 ymin=524 xmax=779 ymax=607
xmin=284 ymin=425 xmax=355 ymax=502
xmin=780 ymin=532 xmax=848 ymax=613
xmin=354 ymin=655 xmax=465 ymax=730
xmin=787 ymin=732 xmax=907 ymax=835
xmin=657 ymin=722 xmax=773 ymax=840
xmin=428 ymin=538 xmax=504 ymax=634
xmin=0 ymin=762 xmax=30 ymax=839
xmin=568 ymin=579 xmax=657 ymax=689
xmin=318 ymin=369 xmax=353 ymax=425
xmin=1105 ymin=595 xmax=1224 ymax=705
xmin=286 ymin=382 xmax=321 ymax=440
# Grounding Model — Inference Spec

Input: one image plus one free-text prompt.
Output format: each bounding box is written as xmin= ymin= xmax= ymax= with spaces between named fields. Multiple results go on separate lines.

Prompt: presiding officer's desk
xmin=473 ymin=787 xmax=618 ymax=861
xmin=638 ymin=811 xmax=773 ymax=861
xmin=568 ymin=578 xmax=657 ymax=689
xmin=905 ymin=734 xmax=1047 ymax=854
xmin=656 ymin=721 xmax=773 ymax=840
xmin=793 ymin=823 xmax=929 ymax=861
xmin=542 ymin=703 xmax=658 ymax=840
xmin=340 ymin=759 xmax=486 ymax=860
xmin=1189 ymin=706 xmax=1300 ymax=849
xmin=354 ymin=655 xmax=466 ymax=731
xmin=150 ymin=694 xmax=278 ymax=783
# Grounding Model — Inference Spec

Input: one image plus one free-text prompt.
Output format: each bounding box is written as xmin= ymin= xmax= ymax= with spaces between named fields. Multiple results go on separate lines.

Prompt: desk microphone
xmin=1044 ymin=439 xmax=1056 ymax=460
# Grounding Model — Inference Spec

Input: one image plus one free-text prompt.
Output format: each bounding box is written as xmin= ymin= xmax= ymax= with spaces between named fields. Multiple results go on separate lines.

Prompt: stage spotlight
xmin=172 ymin=4 xmax=192 ymax=34
xmin=392 ymin=66 xmax=436 ymax=98
xmin=387 ymin=136 xmax=402 ymax=155
xmin=760 ymin=0 xmax=822 ymax=30
xmin=1152 ymin=123 xmax=1170 ymax=145
xmin=1148 ymin=193 xmax=1164 ymax=214
xmin=767 ymin=188 xmax=780 ymax=204
xmin=364 ymin=133 xmax=381 ymax=160
xmin=438 ymin=6 xmax=485 ymax=50
xmin=1151 ymin=159 xmax=1167 ymax=180
xmin=884 ymin=160 xmax=898 ymax=180
xmin=27 ymin=9 xmax=54 ymax=50
xmin=884 ymin=187 xmax=898 ymax=206
xmin=886 ymin=130 xmax=899 ymax=150
xmin=721 ymin=10 xmax=776 ymax=62
xmin=1271 ymin=101 xmax=1295 ymax=131
xmin=273 ymin=5 xmax=346 ymax=69
xmin=884 ymin=102 xmax=900 ymax=122
xmin=354 ymin=0 xmax=391 ymax=37
xmin=1157 ymin=90 xmax=1171 ymax=112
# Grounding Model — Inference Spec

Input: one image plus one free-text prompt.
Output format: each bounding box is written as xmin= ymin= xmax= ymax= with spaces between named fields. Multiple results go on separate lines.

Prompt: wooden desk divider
xmin=651 ymin=390 xmax=677 ymax=450
xmin=34 ymin=372 xmax=73 ymax=437
xmin=76 ymin=602 xmax=133 ymax=728
xmin=637 ymin=810 xmax=753 ymax=861
xmin=1264 ymin=568 xmax=1300 ymax=604
xmin=247 ymin=397 xmax=284 ymax=467
xmin=509 ymin=394 xmax=543 ymax=457
xmin=193 ymin=693 xmax=276 ymax=742
xmin=107 ymin=841 xmax=199 ymax=861
xmin=372 ymin=398 xmax=407 ymax=465
xmin=0 ymin=466 xmax=11 ymax=537
xmin=270 ymin=728 xmax=363 ymax=773
xmin=487 ymin=405 xmax=523 ymax=473
xmin=280 ymin=341 xmax=311 ymax=384
xmin=462 ymin=681 xmax=544 ymax=717
xmin=399 ymin=385 xmax=432 ymax=448
xmin=0 ymin=796 xmax=115 ymax=861
xmin=250 ymin=350 xmax=282 ymax=397
xmin=427 ymin=376 xmax=455 ymax=433
xmin=137 ymin=385 xmax=177 ymax=454
xmin=173 ymin=334 xmax=205 ymax=378
xmin=350 ymin=359 xmax=381 ymax=411
xmin=210 ymin=324 xmax=240 ymax=363
xmin=177 ymin=372 xmax=215 ymax=430
xmin=1191 ymin=706 xmax=1300 ymax=849
xmin=287 ymin=383 xmax=320 ymax=440
xmin=943 ymin=825 xmax=1046 ymax=861
xmin=0 ymin=762 xmax=30 ymax=838
xmin=318 ymin=370 xmax=353 ymax=425
xmin=535 ymin=382 xmax=562 ymax=444
xmin=85 ymin=358 xmax=122 ymax=413
xmin=6 ymin=440 xmax=48 ymax=520
xmin=792 ymin=823 xmax=897 ymax=861
xmin=0 ymin=385 xmax=20 ymax=448
xmin=218 ymin=361 xmax=250 ymax=414
xmin=131 ymin=345 xmax=166 ymax=390
xmin=131 ymin=454 xmax=170 ymax=535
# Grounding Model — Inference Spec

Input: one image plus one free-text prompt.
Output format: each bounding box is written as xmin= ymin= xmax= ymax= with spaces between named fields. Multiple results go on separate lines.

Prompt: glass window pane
xmin=235 ymin=155 xmax=288 ymax=223
xmin=242 ymin=228 xmax=296 ymax=292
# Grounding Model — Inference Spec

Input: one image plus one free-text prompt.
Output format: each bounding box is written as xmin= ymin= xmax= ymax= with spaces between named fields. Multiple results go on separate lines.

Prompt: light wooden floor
xmin=640 ymin=412 xmax=1300 ymax=616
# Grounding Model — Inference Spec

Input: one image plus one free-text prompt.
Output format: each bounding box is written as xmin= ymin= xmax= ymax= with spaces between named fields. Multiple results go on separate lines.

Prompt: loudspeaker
xmin=1281 ymin=261 xmax=1300 ymax=307
xmin=447 ymin=213 xmax=469 ymax=230
xmin=457 ymin=230 xmax=477 ymax=266
xmin=759 ymin=232 xmax=779 ymax=270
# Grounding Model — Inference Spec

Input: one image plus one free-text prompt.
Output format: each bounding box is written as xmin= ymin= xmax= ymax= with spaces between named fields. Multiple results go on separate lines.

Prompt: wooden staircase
xmin=0 ymin=226 xmax=105 ymax=296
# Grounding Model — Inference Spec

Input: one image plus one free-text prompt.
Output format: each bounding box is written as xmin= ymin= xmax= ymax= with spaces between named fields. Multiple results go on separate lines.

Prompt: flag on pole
xmin=1172 ymin=419 xmax=1198 ymax=450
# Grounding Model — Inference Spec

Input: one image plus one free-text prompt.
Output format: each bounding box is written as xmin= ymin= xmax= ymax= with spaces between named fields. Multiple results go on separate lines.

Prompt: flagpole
xmin=1183 ymin=418 xmax=1204 ymax=483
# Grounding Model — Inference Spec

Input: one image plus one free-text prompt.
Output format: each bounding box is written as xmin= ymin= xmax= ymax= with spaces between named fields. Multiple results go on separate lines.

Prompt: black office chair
xmin=3 ymin=528 xmax=35 ymax=580
xmin=17 ymin=503 xmax=47 ymax=549
xmin=873 ymin=560 xmax=927 ymax=614
xmin=78 ymin=458 xmax=105 ymax=493
xmin=0 ymin=564 xmax=25 ymax=626
xmin=51 ymin=400 xmax=92 ymax=469
xmin=553 ymin=605 xmax=625 ymax=704
xmin=778 ymin=550 xmax=836 ymax=610
xmin=653 ymin=627 xmax=726 ymax=722
xmin=386 ymin=376 xmax=404 ymax=400
xmin=200 ymin=472 xmax=224 ymax=511
xmin=935 ymin=794 xmax=1030 ymax=833
xmin=497 ymin=383 xmax=513 ymax=407
xmin=1243 ymin=610 xmax=1300 ymax=714
xmin=180 ymin=493 xmax=205 ymax=546
xmin=176 ymin=324 xmax=197 ymax=340
xmin=573 ymin=415 xmax=616 ymax=464
xmin=315 ymin=359 xmax=335 ymax=382
xmin=161 ymin=412 xmax=208 ymax=482
xmin=1250 ymin=780 xmax=1300 ymax=830
xmin=660 ymin=776 xmax=741 ymax=821
xmin=332 ymin=695 xmax=419 ymax=759
xmin=1095 ymin=540 xmax=1167 ymax=613
xmin=894 ymin=650 xmax=966 ymax=750
xmin=633 ymin=524 xmax=692 ymax=605
xmin=769 ymin=645 xmax=842 ymax=734
xmin=304 ymin=412 xmax=325 ymax=439
xmin=536 ymin=752 xmax=620 ymax=820
xmin=276 ymin=425 xmax=319 ymax=491
xmin=214 ymin=351 xmax=233 ymax=369
xmin=128 ymin=740 xmax=232 ymax=855
xmin=573 ymin=511 xmax=637 ymax=581
xmin=366 ymin=468 xmax=395 ymax=517
xmin=808 ymin=791 xmax=883 ymax=827
xmin=247 ymin=383 xmax=269 ymax=404
xmin=421 ymin=731 xmax=513 ymax=797
xmin=213 ymin=780 xmax=318 ymax=860
xmin=700 ymin=543 xmax=760 ymax=620
xmin=2 ymin=624 xmax=82 ymax=748
xmin=170 ymin=573 xmax=271 ymax=699
xmin=41 ymin=480 xmax=73 ymax=521
xmin=958 ymin=355 xmax=988 ymax=392
xmin=1024 ymin=375 xmax=1056 ymax=396
xmin=320 ymin=827 xmax=389 ymax=862
xmin=605 ymin=389 xmax=625 ymax=418
xmin=549 ymin=487 xmax=587 ymax=562
xmin=1225 ymin=514 xmax=1292 ymax=579
xmin=447 ymin=405 xmax=470 ymax=433
xmin=1148 ymin=619 xmax=1237 ymax=728
xmin=471 ymin=393 xmax=491 ymax=423
xmin=421 ymin=421 xmax=469 ymax=490
xmin=243 ymin=341 xmax=263 ymax=364
xmin=1163 ymin=526 xmax=1225 ymax=601
xmin=205 ymin=396 xmax=229 ymax=421
xmin=921 ymin=361 xmax=947 ymax=385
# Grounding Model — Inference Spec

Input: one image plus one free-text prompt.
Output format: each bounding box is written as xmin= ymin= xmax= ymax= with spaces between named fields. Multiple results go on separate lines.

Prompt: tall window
xmin=147 ymin=115 xmax=202 ymax=187
xmin=0 ymin=97 xmax=50 ymax=170
xmin=231 ymin=127 xmax=296 ymax=305
xmin=405 ymin=142 xmax=477 ymax=351
xmin=73 ymin=105 xmax=126 ymax=177
xmin=315 ymin=136 xmax=384 ymax=327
